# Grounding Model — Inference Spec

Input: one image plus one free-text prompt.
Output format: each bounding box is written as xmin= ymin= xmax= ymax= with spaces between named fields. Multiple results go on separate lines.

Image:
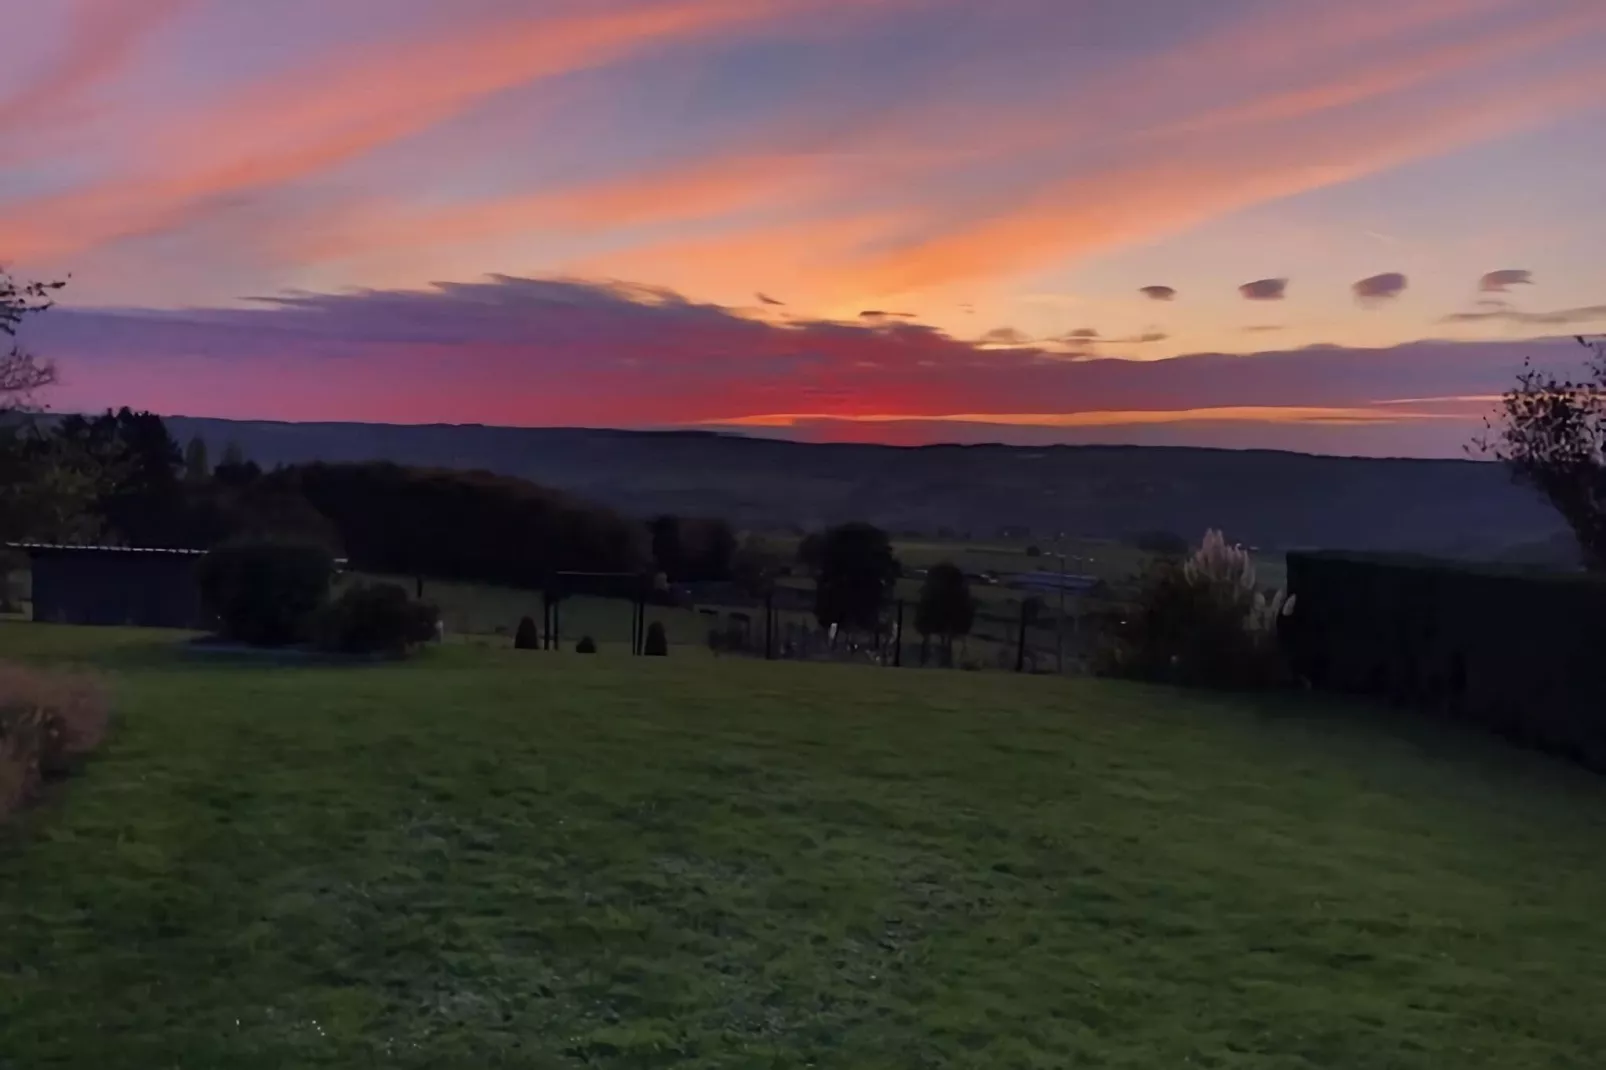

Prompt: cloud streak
xmin=1442 ymin=303 xmax=1606 ymax=327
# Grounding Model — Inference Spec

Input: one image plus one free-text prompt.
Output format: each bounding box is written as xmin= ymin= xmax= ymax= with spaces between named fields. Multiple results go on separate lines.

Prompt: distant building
xmin=9 ymin=544 xmax=211 ymax=630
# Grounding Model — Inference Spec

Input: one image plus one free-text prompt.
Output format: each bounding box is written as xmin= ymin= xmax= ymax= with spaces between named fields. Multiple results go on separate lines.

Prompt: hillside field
xmin=4 ymin=624 xmax=1606 ymax=1067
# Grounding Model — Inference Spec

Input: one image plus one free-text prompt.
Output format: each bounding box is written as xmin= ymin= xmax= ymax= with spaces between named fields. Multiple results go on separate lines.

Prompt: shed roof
xmin=7 ymin=542 xmax=207 ymax=557
xmin=7 ymin=543 xmax=349 ymax=567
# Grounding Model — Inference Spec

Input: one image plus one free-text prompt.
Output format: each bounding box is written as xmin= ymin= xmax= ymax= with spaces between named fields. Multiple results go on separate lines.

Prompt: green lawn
xmin=4 ymin=624 xmax=1606 ymax=1067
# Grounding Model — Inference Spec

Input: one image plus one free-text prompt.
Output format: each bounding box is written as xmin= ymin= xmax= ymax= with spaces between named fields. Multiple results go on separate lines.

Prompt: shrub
xmin=197 ymin=539 xmax=334 ymax=646
xmin=0 ymin=663 xmax=109 ymax=820
xmin=643 ymin=620 xmax=668 ymax=656
xmin=309 ymin=582 xmax=438 ymax=656
xmin=576 ymin=636 xmax=597 ymax=654
xmin=1096 ymin=529 xmax=1294 ymax=689
xmin=514 ymin=615 xmax=540 ymax=650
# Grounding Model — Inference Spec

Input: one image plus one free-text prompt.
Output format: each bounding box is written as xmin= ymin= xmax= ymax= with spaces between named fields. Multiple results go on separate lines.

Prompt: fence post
xmin=764 ymin=588 xmax=775 ymax=660
xmin=894 ymin=599 xmax=904 ymax=667
xmin=1015 ymin=600 xmax=1029 ymax=673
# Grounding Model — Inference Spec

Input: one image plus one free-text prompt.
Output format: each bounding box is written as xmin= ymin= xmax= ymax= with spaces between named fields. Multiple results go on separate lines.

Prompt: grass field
xmin=4 ymin=624 xmax=1606 ymax=1067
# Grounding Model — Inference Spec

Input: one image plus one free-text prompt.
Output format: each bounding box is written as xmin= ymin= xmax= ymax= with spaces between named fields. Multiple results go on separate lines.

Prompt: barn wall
xmin=31 ymin=554 xmax=206 ymax=629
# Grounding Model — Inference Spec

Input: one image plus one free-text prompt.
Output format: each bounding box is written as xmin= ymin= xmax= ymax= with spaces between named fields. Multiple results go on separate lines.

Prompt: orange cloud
xmin=0 ymin=0 xmax=878 ymax=263
xmin=826 ymin=62 xmax=1606 ymax=298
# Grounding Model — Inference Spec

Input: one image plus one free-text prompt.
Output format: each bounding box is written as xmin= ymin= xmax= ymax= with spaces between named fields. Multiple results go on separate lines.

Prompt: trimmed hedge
xmin=1283 ymin=551 xmax=1606 ymax=768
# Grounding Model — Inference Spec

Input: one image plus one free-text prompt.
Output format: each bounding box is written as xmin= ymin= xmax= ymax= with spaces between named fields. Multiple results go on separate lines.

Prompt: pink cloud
xmin=19 ymin=275 xmax=1589 ymax=451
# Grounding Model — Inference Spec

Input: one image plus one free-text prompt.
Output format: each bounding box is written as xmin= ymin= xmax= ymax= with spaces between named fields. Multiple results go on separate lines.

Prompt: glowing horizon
xmin=3 ymin=0 xmax=1604 ymax=454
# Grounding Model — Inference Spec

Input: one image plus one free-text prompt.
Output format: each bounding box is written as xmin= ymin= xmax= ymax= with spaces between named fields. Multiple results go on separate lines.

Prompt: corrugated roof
xmin=6 ymin=542 xmax=350 ymax=566
xmin=6 ymin=542 xmax=208 ymax=556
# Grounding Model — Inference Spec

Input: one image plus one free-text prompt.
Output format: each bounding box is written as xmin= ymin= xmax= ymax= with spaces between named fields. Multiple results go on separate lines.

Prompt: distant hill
xmin=161 ymin=418 xmax=1571 ymax=560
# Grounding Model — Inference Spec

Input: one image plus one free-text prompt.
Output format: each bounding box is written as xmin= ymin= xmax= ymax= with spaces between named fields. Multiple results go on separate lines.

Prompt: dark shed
xmin=10 ymin=544 xmax=210 ymax=630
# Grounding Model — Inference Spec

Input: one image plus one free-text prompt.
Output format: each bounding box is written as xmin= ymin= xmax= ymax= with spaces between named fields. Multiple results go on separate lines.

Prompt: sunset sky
xmin=4 ymin=0 xmax=1605 ymax=456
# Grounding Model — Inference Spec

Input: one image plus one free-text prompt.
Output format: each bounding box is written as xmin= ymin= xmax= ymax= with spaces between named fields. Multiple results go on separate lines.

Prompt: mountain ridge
xmin=158 ymin=417 xmax=1568 ymax=559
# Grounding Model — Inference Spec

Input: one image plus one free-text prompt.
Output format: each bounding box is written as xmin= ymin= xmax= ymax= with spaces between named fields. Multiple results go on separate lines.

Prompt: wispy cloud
xmin=1442 ymin=303 xmax=1606 ymax=327
xmin=0 ymin=0 xmax=190 ymax=139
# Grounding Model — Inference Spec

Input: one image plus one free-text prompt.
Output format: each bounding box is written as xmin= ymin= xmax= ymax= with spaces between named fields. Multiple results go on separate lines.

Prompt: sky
xmin=3 ymin=0 xmax=1605 ymax=457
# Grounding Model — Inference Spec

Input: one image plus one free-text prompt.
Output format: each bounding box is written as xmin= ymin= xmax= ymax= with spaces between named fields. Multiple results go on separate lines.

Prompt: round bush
xmin=310 ymin=582 xmax=438 ymax=655
xmin=197 ymin=540 xmax=334 ymax=646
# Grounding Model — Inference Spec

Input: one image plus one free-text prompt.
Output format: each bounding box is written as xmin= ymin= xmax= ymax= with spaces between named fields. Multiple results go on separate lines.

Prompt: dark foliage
xmin=197 ymin=540 xmax=335 ymax=647
xmin=1 ymin=268 xmax=64 ymax=412
xmin=576 ymin=636 xmax=597 ymax=654
xmin=812 ymin=522 xmax=900 ymax=633
xmin=1283 ymin=551 xmax=1606 ymax=769
xmin=649 ymin=514 xmax=736 ymax=581
xmin=1025 ymin=545 xmax=1041 ymax=557
xmin=309 ymin=582 xmax=438 ymax=656
xmin=643 ymin=620 xmax=668 ymax=656
xmin=513 ymin=615 xmax=540 ymax=650
xmin=54 ymin=408 xmax=186 ymax=547
xmin=915 ymin=561 xmax=976 ymax=667
xmin=276 ymin=462 xmax=647 ymax=587
xmin=1479 ymin=336 xmax=1606 ymax=570
xmin=796 ymin=531 xmax=824 ymax=573
xmin=1094 ymin=559 xmax=1287 ymax=689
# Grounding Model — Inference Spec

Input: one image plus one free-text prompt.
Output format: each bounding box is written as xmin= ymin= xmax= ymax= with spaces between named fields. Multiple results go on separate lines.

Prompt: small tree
xmin=0 ymin=270 xmax=110 ymax=543
xmin=513 ymin=615 xmax=540 ymax=650
xmin=643 ymin=620 xmax=668 ymax=656
xmin=184 ymin=436 xmax=210 ymax=483
xmin=915 ymin=561 xmax=975 ymax=667
xmin=1479 ymin=336 xmax=1606 ymax=570
xmin=576 ymin=636 xmax=597 ymax=654
xmin=813 ymin=522 xmax=900 ymax=637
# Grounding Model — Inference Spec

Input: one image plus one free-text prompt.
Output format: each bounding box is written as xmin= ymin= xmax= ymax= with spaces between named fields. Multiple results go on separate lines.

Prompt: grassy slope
xmin=3 ymin=624 xmax=1606 ymax=1068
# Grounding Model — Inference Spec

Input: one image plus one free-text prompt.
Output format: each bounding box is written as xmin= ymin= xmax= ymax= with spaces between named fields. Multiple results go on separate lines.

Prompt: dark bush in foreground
xmin=0 ymin=664 xmax=109 ymax=820
xmin=198 ymin=540 xmax=334 ymax=646
xmin=643 ymin=621 xmax=668 ymax=656
xmin=513 ymin=615 xmax=540 ymax=650
xmin=576 ymin=636 xmax=597 ymax=654
xmin=310 ymin=582 xmax=438 ymax=656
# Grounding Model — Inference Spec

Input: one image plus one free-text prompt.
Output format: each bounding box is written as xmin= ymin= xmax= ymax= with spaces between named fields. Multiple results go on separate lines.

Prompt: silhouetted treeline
xmin=11 ymin=412 xmax=654 ymax=585
xmin=272 ymin=462 xmax=649 ymax=584
xmin=649 ymin=514 xmax=737 ymax=582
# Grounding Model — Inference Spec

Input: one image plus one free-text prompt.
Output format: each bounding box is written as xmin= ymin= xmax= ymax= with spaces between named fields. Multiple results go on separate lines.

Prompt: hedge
xmin=1283 ymin=551 xmax=1606 ymax=768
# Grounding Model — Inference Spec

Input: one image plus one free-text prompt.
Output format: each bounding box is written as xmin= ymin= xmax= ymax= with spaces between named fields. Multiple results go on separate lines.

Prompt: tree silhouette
xmin=1479 ymin=336 xmax=1606 ymax=569
xmin=915 ymin=561 xmax=975 ymax=667
xmin=184 ymin=436 xmax=211 ymax=483
xmin=1 ymin=268 xmax=64 ymax=412
xmin=813 ymin=522 xmax=900 ymax=634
